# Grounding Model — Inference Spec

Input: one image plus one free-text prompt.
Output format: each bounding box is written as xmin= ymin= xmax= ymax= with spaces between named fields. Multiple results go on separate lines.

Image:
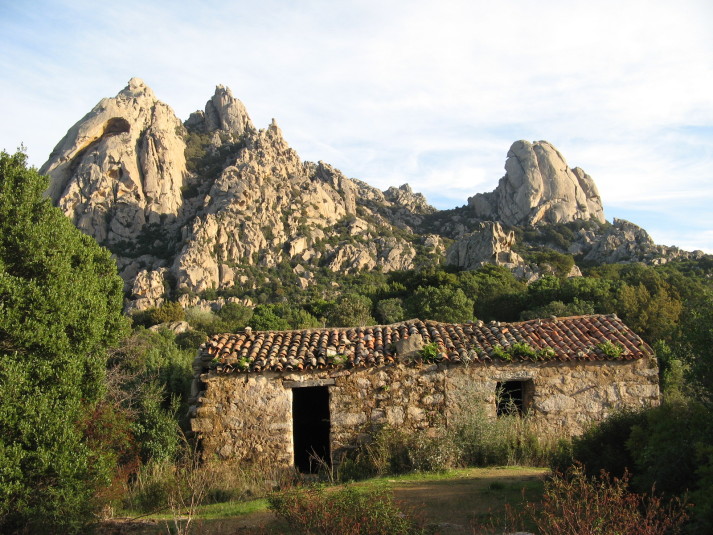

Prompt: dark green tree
xmin=411 ymin=286 xmax=474 ymax=323
xmin=328 ymin=294 xmax=376 ymax=327
xmin=251 ymin=304 xmax=291 ymax=330
xmin=0 ymin=151 xmax=127 ymax=533
xmin=375 ymin=297 xmax=407 ymax=324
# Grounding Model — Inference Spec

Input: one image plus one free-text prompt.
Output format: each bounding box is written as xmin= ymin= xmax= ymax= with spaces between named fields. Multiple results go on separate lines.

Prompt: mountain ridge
xmin=40 ymin=78 xmax=704 ymax=311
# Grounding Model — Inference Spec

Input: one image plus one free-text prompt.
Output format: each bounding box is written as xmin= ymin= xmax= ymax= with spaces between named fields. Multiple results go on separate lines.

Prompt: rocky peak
xmin=186 ymin=85 xmax=254 ymax=136
xmin=384 ymin=184 xmax=433 ymax=214
xmin=41 ymin=78 xmax=187 ymax=245
xmin=469 ymin=140 xmax=605 ymax=227
xmin=118 ymin=77 xmax=156 ymax=100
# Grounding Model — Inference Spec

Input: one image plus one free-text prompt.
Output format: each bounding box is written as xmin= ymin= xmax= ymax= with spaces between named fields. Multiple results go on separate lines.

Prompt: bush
xmin=0 ymin=150 xmax=127 ymax=533
xmin=269 ymin=486 xmax=427 ymax=535
xmin=570 ymin=409 xmax=646 ymax=480
xmin=132 ymin=301 xmax=185 ymax=327
xmin=627 ymin=401 xmax=713 ymax=496
xmin=175 ymin=329 xmax=208 ymax=350
xmin=452 ymin=407 xmax=553 ymax=467
xmin=528 ymin=464 xmax=688 ymax=535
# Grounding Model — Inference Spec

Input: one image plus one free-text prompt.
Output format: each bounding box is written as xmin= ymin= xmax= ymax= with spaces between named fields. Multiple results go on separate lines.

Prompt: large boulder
xmin=446 ymin=221 xmax=525 ymax=270
xmin=469 ymin=140 xmax=605 ymax=226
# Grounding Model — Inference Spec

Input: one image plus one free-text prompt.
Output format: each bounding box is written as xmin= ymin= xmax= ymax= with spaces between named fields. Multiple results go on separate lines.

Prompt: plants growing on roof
xmin=596 ymin=341 xmax=624 ymax=358
xmin=419 ymin=341 xmax=440 ymax=362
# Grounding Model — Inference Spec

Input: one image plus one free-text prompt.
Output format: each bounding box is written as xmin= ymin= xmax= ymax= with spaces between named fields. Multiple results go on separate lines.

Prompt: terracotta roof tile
xmin=199 ymin=314 xmax=653 ymax=374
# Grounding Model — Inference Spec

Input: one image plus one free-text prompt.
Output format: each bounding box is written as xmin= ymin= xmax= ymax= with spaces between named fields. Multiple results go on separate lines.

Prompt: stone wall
xmin=190 ymin=357 xmax=659 ymax=466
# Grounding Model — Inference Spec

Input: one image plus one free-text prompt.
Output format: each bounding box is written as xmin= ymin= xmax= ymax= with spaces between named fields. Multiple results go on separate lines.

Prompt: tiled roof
xmin=200 ymin=314 xmax=653 ymax=374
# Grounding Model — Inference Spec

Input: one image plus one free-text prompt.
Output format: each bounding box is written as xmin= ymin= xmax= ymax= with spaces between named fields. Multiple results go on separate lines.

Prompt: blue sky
xmin=1 ymin=0 xmax=712 ymax=252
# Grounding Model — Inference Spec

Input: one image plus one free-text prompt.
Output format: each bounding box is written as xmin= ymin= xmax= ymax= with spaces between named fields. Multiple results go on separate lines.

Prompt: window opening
xmin=496 ymin=380 xmax=532 ymax=416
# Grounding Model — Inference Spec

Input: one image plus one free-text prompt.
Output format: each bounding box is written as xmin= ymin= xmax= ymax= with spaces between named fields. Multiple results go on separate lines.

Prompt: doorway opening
xmin=292 ymin=386 xmax=331 ymax=473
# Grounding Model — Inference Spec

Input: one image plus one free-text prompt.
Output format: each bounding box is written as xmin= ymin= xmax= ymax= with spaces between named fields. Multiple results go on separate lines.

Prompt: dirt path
xmin=99 ymin=467 xmax=547 ymax=534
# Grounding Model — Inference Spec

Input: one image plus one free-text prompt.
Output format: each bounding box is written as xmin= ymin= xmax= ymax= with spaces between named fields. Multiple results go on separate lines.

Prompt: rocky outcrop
xmin=582 ymin=219 xmax=704 ymax=265
xmin=42 ymin=80 xmax=703 ymax=310
xmin=469 ymin=140 xmax=605 ymax=226
xmin=446 ymin=221 xmax=525 ymax=271
xmin=41 ymin=78 xmax=187 ymax=245
xmin=42 ymin=79 xmax=439 ymax=308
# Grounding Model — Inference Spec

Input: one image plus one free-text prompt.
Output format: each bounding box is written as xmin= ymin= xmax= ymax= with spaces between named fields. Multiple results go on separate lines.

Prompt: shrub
xmin=185 ymin=306 xmax=220 ymax=334
xmin=376 ymin=297 xmax=406 ymax=324
xmin=175 ymin=329 xmax=208 ymax=350
xmin=132 ymin=301 xmax=185 ymax=327
xmin=570 ymin=409 xmax=646 ymax=480
xmin=269 ymin=486 xmax=427 ymax=535
xmin=452 ymin=407 xmax=553 ymax=467
xmin=626 ymin=400 xmax=713 ymax=496
xmin=528 ymin=464 xmax=688 ymax=535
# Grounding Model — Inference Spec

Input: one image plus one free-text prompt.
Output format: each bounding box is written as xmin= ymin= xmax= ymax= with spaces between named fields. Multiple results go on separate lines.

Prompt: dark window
xmin=292 ymin=386 xmax=331 ymax=473
xmin=496 ymin=380 xmax=532 ymax=416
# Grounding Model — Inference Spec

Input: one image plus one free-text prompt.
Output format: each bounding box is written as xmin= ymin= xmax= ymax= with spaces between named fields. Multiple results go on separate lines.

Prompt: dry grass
xmin=102 ymin=466 xmax=547 ymax=535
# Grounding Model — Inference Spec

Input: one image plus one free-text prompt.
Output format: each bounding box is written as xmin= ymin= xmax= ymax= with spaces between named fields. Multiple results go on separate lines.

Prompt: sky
xmin=1 ymin=0 xmax=712 ymax=252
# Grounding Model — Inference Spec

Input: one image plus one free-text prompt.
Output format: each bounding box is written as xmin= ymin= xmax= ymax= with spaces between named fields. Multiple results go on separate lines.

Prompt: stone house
xmin=189 ymin=315 xmax=659 ymax=472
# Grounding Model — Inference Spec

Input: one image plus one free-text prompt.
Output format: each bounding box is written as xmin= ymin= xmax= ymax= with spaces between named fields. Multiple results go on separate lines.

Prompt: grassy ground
xmin=100 ymin=466 xmax=547 ymax=534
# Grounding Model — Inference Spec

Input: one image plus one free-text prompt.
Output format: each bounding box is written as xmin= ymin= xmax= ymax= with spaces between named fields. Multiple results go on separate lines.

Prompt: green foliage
xmin=491 ymin=345 xmax=512 ymax=361
xmin=520 ymin=298 xmax=596 ymax=320
xmin=570 ymin=409 xmax=648 ymax=480
xmin=468 ymin=265 xmax=525 ymax=321
xmin=419 ymin=341 xmax=440 ymax=362
xmin=410 ymin=285 xmax=474 ymax=323
xmin=675 ymin=290 xmax=713 ymax=405
xmin=132 ymin=301 xmax=185 ymax=327
xmin=131 ymin=382 xmax=181 ymax=463
xmin=184 ymin=306 xmax=221 ymax=335
xmin=328 ymin=293 xmax=375 ymax=327
xmin=627 ymin=401 xmax=713 ymax=496
xmin=596 ymin=340 xmax=624 ymax=358
xmin=250 ymin=304 xmax=291 ymax=331
xmin=526 ymin=250 xmax=576 ymax=277
xmin=269 ymin=485 xmax=428 ymax=535
xmin=107 ymin=329 xmax=194 ymax=463
xmin=184 ymin=130 xmax=247 ymax=179
xmin=375 ymin=297 xmax=406 ymax=324
xmin=652 ymin=340 xmax=687 ymax=400
xmin=509 ymin=342 xmax=537 ymax=359
xmin=568 ymin=401 xmax=713 ymax=530
xmin=175 ymin=329 xmax=208 ymax=350
xmin=216 ymin=302 xmax=253 ymax=331
xmin=0 ymin=150 xmax=128 ymax=532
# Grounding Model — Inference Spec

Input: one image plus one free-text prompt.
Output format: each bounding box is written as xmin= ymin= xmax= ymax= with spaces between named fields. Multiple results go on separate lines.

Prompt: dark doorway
xmin=292 ymin=386 xmax=331 ymax=473
xmin=496 ymin=380 xmax=532 ymax=416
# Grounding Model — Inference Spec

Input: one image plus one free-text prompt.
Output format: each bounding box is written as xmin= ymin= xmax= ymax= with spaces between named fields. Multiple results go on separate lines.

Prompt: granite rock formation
xmin=40 ymin=80 xmax=704 ymax=310
xmin=468 ymin=140 xmax=605 ymax=226
xmin=41 ymin=79 xmax=438 ymax=309
xmin=445 ymin=221 xmax=525 ymax=271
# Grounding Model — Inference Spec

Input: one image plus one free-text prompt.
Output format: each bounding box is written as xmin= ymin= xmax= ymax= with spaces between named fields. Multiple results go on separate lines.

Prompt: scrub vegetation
xmin=2 ymin=149 xmax=713 ymax=533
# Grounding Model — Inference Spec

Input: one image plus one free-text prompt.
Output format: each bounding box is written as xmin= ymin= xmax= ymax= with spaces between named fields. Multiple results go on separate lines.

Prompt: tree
xmin=411 ymin=286 xmax=474 ymax=323
xmin=676 ymin=289 xmax=713 ymax=404
xmin=375 ymin=297 xmax=406 ymax=324
xmin=328 ymin=294 xmax=376 ymax=327
xmin=0 ymin=151 xmax=127 ymax=533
